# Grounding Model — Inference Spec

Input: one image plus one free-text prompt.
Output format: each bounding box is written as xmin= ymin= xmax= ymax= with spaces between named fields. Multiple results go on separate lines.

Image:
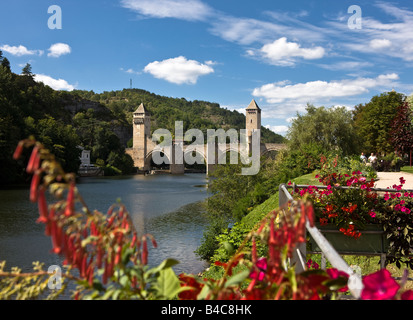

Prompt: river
xmin=0 ymin=173 xmax=211 ymax=291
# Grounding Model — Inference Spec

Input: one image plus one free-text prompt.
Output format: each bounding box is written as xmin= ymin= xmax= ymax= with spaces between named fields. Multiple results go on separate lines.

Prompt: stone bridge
xmin=125 ymin=100 xmax=286 ymax=174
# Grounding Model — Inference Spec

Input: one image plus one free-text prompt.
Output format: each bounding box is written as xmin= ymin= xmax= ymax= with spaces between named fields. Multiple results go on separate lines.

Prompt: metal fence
xmin=279 ymin=182 xmax=413 ymax=298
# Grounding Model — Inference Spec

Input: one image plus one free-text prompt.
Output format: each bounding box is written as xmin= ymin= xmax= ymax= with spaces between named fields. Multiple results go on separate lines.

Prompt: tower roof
xmin=246 ymin=99 xmax=261 ymax=110
xmin=134 ymin=103 xmax=147 ymax=114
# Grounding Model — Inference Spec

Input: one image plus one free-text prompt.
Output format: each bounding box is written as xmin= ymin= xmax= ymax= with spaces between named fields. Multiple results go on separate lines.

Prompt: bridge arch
xmin=261 ymin=148 xmax=280 ymax=160
xmin=144 ymin=149 xmax=172 ymax=171
xmin=183 ymin=147 xmax=207 ymax=172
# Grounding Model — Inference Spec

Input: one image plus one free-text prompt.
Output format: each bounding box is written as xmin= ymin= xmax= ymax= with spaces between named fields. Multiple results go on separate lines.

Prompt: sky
xmin=1 ymin=0 xmax=413 ymax=136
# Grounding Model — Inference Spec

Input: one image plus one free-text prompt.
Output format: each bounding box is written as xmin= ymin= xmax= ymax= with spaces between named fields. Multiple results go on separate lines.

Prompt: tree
xmin=1 ymin=57 xmax=11 ymax=72
xmin=354 ymin=91 xmax=405 ymax=154
xmin=25 ymin=116 xmax=81 ymax=174
xmin=21 ymin=63 xmax=32 ymax=76
xmin=287 ymin=104 xmax=359 ymax=156
xmin=390 ymin=102 xmax=413 ymax=159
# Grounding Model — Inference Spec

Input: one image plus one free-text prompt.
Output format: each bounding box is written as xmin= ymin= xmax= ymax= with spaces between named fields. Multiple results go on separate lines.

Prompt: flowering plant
xmin=293 ymin=155 xmax=413 ymax=270
xmin=295 ymin=170 xmax=383 ymax=239
xmin=2 ymin=139 xmax=413 ymax=300
xmin=1 ymin=138 xmax=187 ymax=300
xmin=381 ymin=178 xmax=413 ymax=269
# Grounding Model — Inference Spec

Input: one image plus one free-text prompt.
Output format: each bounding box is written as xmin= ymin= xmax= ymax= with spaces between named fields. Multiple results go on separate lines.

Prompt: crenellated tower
xmin=132 ymin=103 xmax=151 ymax=170
xmin=245 ymin=99 xmax=261 ymax=151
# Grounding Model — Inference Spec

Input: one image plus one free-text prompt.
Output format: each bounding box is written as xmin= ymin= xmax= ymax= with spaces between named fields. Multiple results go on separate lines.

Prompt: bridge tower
xmin=245 ymin=99 xmax=261 ymax=152
xmin=132 ymin=103 xmax=151 ymax=170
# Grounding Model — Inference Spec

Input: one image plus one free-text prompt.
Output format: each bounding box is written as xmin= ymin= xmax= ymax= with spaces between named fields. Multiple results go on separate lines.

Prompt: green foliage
xmin=287 ymin=104 xmax=359 ymax=156
xmin=275 ymin=142 xmax=329 ymax=181
xmin=0 ymin=261 xmax=67 ymax=300
xmin=25 ymin=116 xmax=81 ymax=174
xmin=73 ymin=88 xmax=284 ymax=144
xmin=21 ymin=63 xmax=32 ymax=76
xmin=354 ymin=91 xmax=405 ymax=154
xmin=195 ymin=217 xmax=228 ymax=261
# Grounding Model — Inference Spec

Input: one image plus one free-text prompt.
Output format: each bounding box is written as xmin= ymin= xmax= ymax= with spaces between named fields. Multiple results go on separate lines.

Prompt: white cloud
xmin=209 ymin=15 xmax=325 ymax=46
xmin=121 ymin=67 xmax=141 ymax=75
xmin=0 ymin=44 xmax=43 ymax=56
xmin=143 ymin=56 xmax=214 ymax=84
xmin=34 ymin=74 xmax=75 ymax=91
xmin=252 ymin=73 xmax=399 ymax=104
xmin=327 ymin=3 xmax=413 ymax=62
xmin=249 ymin=37 xmax=325 ymax=66
xmin=318 ymin=61 xmax=373 ymax=71
xmin=204 ymin=60 xmax=219 ymax=66
xmin=264 ymin=124 xmax=289 ymax=135
xmin=47 ymin=43 xmax=71 ymax=58
xmin=120 ymin=0 xmax=213 ymax=21
xmin=369 ymin=39 xmax=392 ymax=49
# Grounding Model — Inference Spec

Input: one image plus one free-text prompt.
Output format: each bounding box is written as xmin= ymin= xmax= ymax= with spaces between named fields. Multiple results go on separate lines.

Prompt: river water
xmin=0 ymin=173 xmax=211 ymax=282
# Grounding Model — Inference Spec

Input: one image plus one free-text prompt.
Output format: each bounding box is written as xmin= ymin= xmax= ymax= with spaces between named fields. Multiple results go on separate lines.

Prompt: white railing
xmin=278 ymin=183 xmax=364 ymax=299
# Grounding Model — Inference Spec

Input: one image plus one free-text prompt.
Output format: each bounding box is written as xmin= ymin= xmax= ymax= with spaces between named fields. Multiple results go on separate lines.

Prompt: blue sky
xmin=1 ymin=0 xmax=413 ymax=136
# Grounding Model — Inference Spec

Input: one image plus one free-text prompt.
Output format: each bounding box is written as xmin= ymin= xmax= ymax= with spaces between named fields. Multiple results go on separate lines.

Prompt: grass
xmin=240 ymin=171 xmax=319 ymax=229
xmin=205 ymin=170 xmax=413 ymax=295
xmin=401 ymin=166 xmax=413 ymax=174
xmin=290 ymin=171 xmax=320 ymax=185
xmin=309 ymin=254 xmax=413 ymax=292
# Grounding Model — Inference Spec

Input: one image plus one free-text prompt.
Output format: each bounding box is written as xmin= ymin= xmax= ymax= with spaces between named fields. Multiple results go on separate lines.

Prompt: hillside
xmin=0 ymin=56 xmax=284 ymax=184
xmin=71 ymin=88 xmax=285 ymax=145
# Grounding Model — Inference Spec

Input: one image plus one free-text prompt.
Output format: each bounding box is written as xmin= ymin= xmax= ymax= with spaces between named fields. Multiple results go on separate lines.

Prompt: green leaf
xmin=323 ymin=278 xmax=348 ymax=291
xmin=224 ymin=270 xmax=250 ymax=288
xmin=155 ymin=267 xmax=182 ymax=299
xmin=287 ymin=267 xmax=297 ymax=293
xmin=147 ymin=258 xmax=180 ymax=276
xmin=222 ymin=241 xmax=235 ymax=256
xmin=197 ymin=282 xmax=211 ymax=300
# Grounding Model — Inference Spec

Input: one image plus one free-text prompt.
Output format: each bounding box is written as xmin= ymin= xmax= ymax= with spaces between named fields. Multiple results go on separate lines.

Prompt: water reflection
xmin=0 ymin=173 xmax=210 ymax=281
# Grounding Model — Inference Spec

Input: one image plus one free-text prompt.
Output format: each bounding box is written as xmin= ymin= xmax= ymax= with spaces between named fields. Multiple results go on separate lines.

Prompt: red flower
xmin=26 ymin=146 xmax=40 ymax=174
xmin=30 ymin=170 xmax=41 ymax=203
xmin=401 ymin=290 xmax=413 ymax=300
xmin=141 ymin=237 xmax=148 ymax=265
xmin=64 ymin=184 xmax=75 ymax=217
xmin=319 ymin=218 xmax=328 ymax=226
xmin=361 ymin=269 xmax=400 ymax=300
xmin=178 ymin=274 xmax=204 ymax=300
xmin=36 ymin=188 xmax=49 ymax=224
xmin=13 ymin=141 xmax=24 ymax=160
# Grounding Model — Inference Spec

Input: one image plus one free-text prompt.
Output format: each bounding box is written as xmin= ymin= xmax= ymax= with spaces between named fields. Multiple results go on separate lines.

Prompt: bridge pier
xmin=170 ymin=163 xmax=185 ymax=174
xmin=170 ymin=140 xmax=185 ymax=174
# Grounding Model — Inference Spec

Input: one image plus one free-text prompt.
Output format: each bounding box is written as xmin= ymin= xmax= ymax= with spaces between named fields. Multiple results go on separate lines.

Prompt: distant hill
xmin=71 ymin=88 xmax=285 ymax=145
xmin=0 ymin=57 xmax=284 ymax=184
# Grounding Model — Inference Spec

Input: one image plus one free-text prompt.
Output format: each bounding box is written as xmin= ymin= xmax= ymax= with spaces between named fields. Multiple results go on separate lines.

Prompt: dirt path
xmin=374 ymin=171 xmax=413 ymax=190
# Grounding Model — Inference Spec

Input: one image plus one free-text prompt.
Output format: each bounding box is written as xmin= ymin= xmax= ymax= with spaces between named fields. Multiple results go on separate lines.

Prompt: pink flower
xmin=369 ymin=210 xmax=376 ymax=218
xmin=249 ymin=257 xmax=267 ymax=281
xmin=400 ymin=177 xmax=406 ymax=185
xmin=326 ymin=268 xmax=349 ymax=292
xmin=361 ymin=269 xmax=400 ymax=300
